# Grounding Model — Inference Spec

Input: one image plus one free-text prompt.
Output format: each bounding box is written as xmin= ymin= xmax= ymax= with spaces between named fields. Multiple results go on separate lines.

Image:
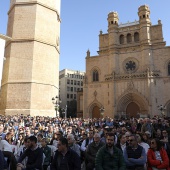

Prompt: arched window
xmin=93 ymin=70 xmax=99 ymax=82
xmin=168 ymin=62 xmax=170 ymax=76
xmin=127 ymin=33 xmax=132 ymax=43
xmin=134 ymin=32 xmax=139 ymax=42
xmin=119 ymin=35 xmax=124 ymax=44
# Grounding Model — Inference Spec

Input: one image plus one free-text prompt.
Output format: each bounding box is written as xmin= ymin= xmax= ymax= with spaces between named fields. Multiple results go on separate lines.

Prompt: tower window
xmin=127 ymin=33 xmax=132 ymax=43
xmin=111 ymin=21 xmax=113 ymax=24
xmin=115 ymin=21 xmax=117 ymax=24
xmin=143 ymin=15 xmax=145 ymax=18
xmin=119 ymin=35 xmax=124 ymax=44
xmin=134 ymin=32 xmax=139 ymax=42
xmin=93 ymin=70 xmax=99 ymax=82
xmin=168 ymin=62 xmax=170 ymax=76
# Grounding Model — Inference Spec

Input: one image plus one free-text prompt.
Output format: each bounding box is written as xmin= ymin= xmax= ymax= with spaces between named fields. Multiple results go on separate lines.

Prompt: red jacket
xmin=147 ymin=148 xmax=170 ymax=170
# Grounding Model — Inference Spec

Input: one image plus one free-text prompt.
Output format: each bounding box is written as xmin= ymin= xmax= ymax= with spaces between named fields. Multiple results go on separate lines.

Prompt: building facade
xmin=83 ymin=5 xmax=170 ymax=118
xmin=0 ymin=0 xmax=61 ymax=116
xmin=59 ymin=69 xmax=85 ymax=116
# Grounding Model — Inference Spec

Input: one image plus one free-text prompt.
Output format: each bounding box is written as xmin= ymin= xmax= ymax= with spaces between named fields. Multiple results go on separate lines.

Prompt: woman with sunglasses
xmin=147 ymin=138 xmax=170 ymax=170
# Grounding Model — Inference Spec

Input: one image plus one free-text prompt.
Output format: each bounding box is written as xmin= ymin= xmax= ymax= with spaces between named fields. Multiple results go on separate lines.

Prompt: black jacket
xmin=50 ymin=148 xmax=81 ymax=170
xmin=18 ymin=147 xmax=43 ymax=170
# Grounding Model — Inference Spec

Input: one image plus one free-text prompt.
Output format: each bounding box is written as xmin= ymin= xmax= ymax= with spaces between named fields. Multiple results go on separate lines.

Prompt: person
xmin=0 ymin=125 xmax=6 ymax=140
xmin=41 ymin=138 xmax=51 ymax=170
xmin=136 ymin=134 xmax=150 ymax=154
xmin=25 ymin=128 xmax=32 ymax=138
xmin=123 ymin=134 xmax=147 ymax=170
xmin=85 ymin=133 xmax=104 ymax=170
xmin=50 ymin=137 xmax=81 ymax=170
xmin=141 ymin=118 xmax=155 ymax=137
xmin=80 ymin=130 xmax=94 ymax=152
xmin=147 ymin=138 xmax=170 ymax=170
xmin=50 ymin=131 xmax=63 ymax=148
xmin=80 ymin=130 xmax=94 ymax=163
xmin=17 ymin=135 xmax=43 ymax=170
xmin=0 ymin=135 xmax=17 ymax=170
xmin=116 ymin=134 xmax=128 ymax=152
xmin=37 ymin=133 xmax=43 ymax=147
xmin=67 ymin=134 xmax=80 ymax=156
xmin=0 ymin=150 xmax=5 ymax=170
xmin=16 ymin=137 xmax=28 ymax=167
xmin=95 ymin=132 xmax=126 ymax=170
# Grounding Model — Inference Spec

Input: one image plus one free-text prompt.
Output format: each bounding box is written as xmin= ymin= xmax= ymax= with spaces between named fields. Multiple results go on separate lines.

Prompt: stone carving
xmin=94 ymin=91 xmax=97 ymax=98
xmin=127 ymin=80 xmax=134 ymax=90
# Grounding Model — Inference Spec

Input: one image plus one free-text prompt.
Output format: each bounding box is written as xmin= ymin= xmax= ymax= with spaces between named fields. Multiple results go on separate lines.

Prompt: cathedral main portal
xmin=126 ymin=102 xmax=140 ymax=118
xmin=117 ymin=93 xmax=148 ymax=118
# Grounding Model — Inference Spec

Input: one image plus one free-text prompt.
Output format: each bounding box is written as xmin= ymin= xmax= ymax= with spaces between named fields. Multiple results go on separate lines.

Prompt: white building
xmin=0 ymin=34 xmax=12 ymax=87
xmin=59 ymin=69 xmax=85 ymax=113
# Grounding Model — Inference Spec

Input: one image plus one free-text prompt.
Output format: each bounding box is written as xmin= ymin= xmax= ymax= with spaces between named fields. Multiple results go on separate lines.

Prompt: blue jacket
xmin=123 ymin=145 xmax=146 ymax=168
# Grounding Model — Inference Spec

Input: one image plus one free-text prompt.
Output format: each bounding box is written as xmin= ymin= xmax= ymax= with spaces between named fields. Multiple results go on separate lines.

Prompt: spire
xmin=86 ymin=49 xmax=90 ymax=58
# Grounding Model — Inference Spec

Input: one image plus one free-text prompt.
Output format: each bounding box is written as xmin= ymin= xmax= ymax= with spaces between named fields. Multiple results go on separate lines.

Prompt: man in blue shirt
xmin=123 ymin=134 xmax=146 ymax=170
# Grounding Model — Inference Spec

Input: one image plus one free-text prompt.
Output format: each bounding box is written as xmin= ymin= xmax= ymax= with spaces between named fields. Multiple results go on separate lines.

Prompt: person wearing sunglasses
xmin=123 ymin=134 xmax=146 ymax=170
xmin=147 ymin=138 xmax=169 ymax=170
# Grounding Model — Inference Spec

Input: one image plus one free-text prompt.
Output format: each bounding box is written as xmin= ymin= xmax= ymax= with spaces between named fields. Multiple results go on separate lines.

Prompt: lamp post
xmin=62 ymin=105 xmax=67 ymax=119
xmin=52 ymin=96 xmax=62 ymax=117
xmin=157 ymin=105 xmax=166 ymax=117
xmin=99 ymin=106 xmax=105 ymax=117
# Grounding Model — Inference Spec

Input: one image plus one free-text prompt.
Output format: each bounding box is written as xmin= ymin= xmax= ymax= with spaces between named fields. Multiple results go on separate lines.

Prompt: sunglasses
xmin=129 ymin=139 xmax=134 ymax=142
xmin=151 ymin=142 xmax=155 ymax=144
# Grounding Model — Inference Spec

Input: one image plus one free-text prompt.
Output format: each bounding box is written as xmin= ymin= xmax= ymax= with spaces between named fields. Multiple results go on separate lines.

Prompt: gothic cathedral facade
xmin=0 ymin=0 xmax=61 ymax=116
xmin=83 ymin=5 xmax=170 ymax=118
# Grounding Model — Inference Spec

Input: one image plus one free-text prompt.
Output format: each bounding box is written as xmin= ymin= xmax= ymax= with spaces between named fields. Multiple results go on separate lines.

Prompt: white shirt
xmin=120 ymin=143 xmax=126 ymax=151
xmin=139 ymin=142 xmax=149 ymax=154
xmin=0 ymin=140 xmax=13 ymax=152
xmin=80 ymin=138 xmax=93 ymax=151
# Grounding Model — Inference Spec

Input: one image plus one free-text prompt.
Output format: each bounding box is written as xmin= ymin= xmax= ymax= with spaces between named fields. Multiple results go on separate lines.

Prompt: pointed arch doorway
xmin=92 ymin=106 xmax=100 ymax=118
xmin=126 ymin=102 xmax=140 ymax=118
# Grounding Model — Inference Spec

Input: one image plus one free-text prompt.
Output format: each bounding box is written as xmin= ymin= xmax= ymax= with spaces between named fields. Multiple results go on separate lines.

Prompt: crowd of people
xmin=0 ymin=114 xmax=170 ymax=170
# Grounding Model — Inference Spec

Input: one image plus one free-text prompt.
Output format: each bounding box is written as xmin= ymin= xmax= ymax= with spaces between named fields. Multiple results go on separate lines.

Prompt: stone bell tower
xmin=0 ymin=0 xmax=61 ymax=116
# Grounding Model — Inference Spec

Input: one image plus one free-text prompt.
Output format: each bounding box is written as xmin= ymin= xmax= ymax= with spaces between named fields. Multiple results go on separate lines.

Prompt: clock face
xmin=125 ymin=61 xmax=136 ymax=71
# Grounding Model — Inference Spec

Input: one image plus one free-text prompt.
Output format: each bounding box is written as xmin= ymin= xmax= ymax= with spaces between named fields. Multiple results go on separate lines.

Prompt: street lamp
xmin=52 ymin=96 xmax=62 ymax=117
xmin=62 ymin=105 xmax=67 ymax=119
xmin=99 ymin=106 xmax=105 ymax=117
xmin=157 ymin=105 xmax=166 ymax=116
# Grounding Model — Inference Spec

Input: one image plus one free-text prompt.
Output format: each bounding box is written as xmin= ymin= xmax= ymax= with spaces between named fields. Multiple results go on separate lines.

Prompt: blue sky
xmin=0 ymin=0 xmax=170 ymax=72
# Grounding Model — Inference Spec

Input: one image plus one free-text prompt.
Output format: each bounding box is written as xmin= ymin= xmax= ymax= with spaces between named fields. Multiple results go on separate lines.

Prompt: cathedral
xmin=83 ymin=5 xmax=170 ymax=118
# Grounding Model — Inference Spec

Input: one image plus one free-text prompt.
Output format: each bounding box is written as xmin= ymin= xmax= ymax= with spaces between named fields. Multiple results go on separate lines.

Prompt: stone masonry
xmin=83 ymin=5 xmax=170 ymax=118
xmin=0 ymin=0 xmax=61 ymax=116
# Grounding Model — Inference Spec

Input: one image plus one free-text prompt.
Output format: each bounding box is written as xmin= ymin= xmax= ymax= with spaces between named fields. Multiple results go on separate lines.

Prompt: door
xmin=92 ymin=106 xmax=100 ymax=118
xmin=126 ymin=102 xmax=140 ymax=118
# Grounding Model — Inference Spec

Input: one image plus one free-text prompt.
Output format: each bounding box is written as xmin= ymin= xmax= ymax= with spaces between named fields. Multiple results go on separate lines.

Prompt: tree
xmin=67 ymin=100 xmax=77 ymax=117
